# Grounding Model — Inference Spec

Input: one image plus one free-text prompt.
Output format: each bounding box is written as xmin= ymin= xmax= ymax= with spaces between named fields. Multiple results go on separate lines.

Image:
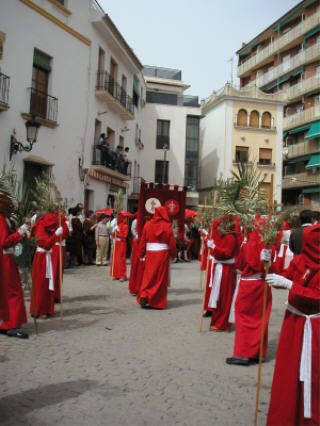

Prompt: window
xmin=250 ymin=110 xmax=259 ymax=127
xmin=237 ymin=109 xmax=247 ymax=126
xmin=185 ymin=116 xmax=200 ymax=190
xmin=235 ymin=146 xmax=249 ymax=163
xmin=155 ymin=160 xmax=168 ymax=183
xmin=133 ymin=76 xmax=139 ymax=107
xmin=97 ymin=47 xmax=105 ymax=88
xmin=262 ymin=111 xmax=272 ymax=128
xmin=109 ymin=58 xmax=117 ymax=96
xmin=156 ymin=119 xmax=170 ymax=149
xmin=259 ymin=148 xmax=272 ymax=165
xmin=31 ymin=49 xmax=51 ymax=119
xmin=146 ymin=91 xmax=178 ymax=105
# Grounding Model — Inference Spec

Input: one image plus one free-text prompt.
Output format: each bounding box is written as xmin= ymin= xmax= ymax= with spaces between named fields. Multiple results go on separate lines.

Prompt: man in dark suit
xmin=289 ymin=210 xmax=313 ymax=255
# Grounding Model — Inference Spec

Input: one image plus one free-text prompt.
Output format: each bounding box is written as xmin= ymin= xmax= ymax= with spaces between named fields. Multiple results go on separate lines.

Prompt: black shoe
xmin=0 ymin=329 xmax=8 ymax=335
xmin=54 ymin=298 xmax=61 ymax=304
xmin=203 ymin=311 xmax=212 ymax=318
xmin=140 ymin=297 xmax=148 ymax=308
xmin=249 ymin=356 xmax=265 ymax=364
xmin=226 ymin=357 xmax=249 ymax=366
xmin=7 ymin=328 xmax=29 ymax=339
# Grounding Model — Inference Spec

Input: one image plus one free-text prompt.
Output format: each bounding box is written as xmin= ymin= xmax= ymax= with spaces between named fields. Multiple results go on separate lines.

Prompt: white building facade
xmin=140 ymin=66 xmax=201 ymax=207
xmin=0 ymin=0 xmax=146 ymax=212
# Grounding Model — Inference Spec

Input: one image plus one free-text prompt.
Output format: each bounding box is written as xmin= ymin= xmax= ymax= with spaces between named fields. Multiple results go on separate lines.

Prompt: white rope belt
xmin=116 ymin=237 xmax=125 ymax=241
xmin=3 ymin=248 xmax=14 ymax=254
xmin=240 ymin=273 xmax=262 ymax=281
xmin=287 ymin=303 xmax=320 ymax=419
xmin=208 ymin=258 xmax=235 ymax=309
xmin=55 ymin=240 xmax=66 ymax=246
xmin=146 ymin=243 xmax=168 ymax=251
xmin=36 ymin=247 xmax=54 ymax=291
xmin=228 ymin=272 xmax=241 ymax=324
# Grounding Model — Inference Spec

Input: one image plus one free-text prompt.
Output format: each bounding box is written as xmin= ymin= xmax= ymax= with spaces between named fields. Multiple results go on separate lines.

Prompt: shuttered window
xmin=262 ymin=111 xmax=271 ymax=128
xmin=235 ymin=146 xmax=249 ymax=163
xmin=237 ymin=109 xmax=247 ymax=126
xmin=250 ymin=110 xmax=259 ymax=127
xmin=259 ymin=148 xmax=272 ymax=165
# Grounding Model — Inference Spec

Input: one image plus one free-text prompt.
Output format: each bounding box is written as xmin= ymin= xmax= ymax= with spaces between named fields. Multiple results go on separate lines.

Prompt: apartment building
xmin=236 ymin=0 xmax=320 ymax=208
xmin=140 ymin=66 xmax=201 ymax=207
xmin=0 ymin=0 xmax=146 ymax=211
xmin=199 ymin=84 xmax=285 ymax=204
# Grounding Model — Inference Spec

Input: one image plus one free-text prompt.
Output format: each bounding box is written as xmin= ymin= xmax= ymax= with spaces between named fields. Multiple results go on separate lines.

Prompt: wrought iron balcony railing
xmin=96 ymin=70 xmax=134 ymax=116
xmin=29 ymin=87 xmax=58 ymax=122
xmin=0 ymin=72 xmax=10 ymax=106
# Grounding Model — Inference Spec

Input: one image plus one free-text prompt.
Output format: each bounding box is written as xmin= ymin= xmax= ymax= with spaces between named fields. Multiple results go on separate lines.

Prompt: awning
xmin=304 ymin=25 xmax=320 ymax=46
xmin=305 ymin=121 xmax=320 ymax=140
xmin=133 ymin=76 xmax=140 ymax=96
xmin=306 ymin=153 xmax=320 ymax=169
xmin=288 ymin=124 xmax=311 ymax=135
xmin=239 ymin=38 xmax=261 ymax=58
xmin=263 ymin=67 xmax=303 ymax=91
xmin=283 ymin=131 xmax=288 ymax=139
xmin=23 ymin=155 xmax=54 ymax=166
xmin=302 ymin=186 xmax=320 ymax=194
xmin=288 ymin=155 xmax=311 ymax=164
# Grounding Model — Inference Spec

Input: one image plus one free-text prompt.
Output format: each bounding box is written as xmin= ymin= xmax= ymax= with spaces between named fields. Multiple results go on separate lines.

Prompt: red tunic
xmin=233 ymin=233 xmax=272 ymax=358
xmin=30 ymin=214 xmax=58 ymax=317
xmin=110 ymin=216 xmax=128 ymax=280
xmin=267 ymin=253 xmax=320 ymax=425
xmin=137 ymin=207 xmax=176 ymax=309
xmin=208 ymin=233 xmax=237 ymax=331
xmin=0 ymin=248 xmax=9 ymax=321
xmin=128 ymin=238 xmax=145 ymax=295
xmin=0 ymin=215 xmax=27 ymax=329
xmin=51 ymin=219 xmax=69 ymax=299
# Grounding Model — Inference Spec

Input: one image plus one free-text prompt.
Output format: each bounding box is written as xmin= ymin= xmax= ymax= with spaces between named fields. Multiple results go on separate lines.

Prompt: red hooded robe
xmin=110 ymin=212 xmax=129 ymax=280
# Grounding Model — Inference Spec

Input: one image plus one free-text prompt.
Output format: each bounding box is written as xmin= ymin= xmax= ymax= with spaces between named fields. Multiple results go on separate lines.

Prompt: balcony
xmin=257 ymin=162 xmax=276 ymax=169
xmin=284 ymin=139 xmax=320 ymax=159
xmin=238 ymin=11 xmax=320 ymax=77
xmin=283 ymin=106 xmax=320 ymax=130
xmin=282 ymin=170 xmax=320 ymax=189
xmin=255 ymin=42 xmax=320 ymax=88
xmin=21 ymin=87 xmax=58 ymax=127
xmin=0 ymin=72 xmax=10 ymax=111
xmin=95 ymin=71 xmax=134 ymax=120
xmin=91 ymin=145 xmax=130 ymax=176
xmin=286 ymin=74 xmax=320 ymax=101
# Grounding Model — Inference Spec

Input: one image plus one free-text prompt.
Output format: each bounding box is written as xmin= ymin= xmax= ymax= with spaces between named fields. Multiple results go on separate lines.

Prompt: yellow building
xmin=199 ymin=83 xmax=286 ymax=203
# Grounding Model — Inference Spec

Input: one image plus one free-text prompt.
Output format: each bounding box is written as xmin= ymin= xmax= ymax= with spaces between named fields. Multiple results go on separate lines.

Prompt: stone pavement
xmin=0 ymin=261 xmax=288 ymax=426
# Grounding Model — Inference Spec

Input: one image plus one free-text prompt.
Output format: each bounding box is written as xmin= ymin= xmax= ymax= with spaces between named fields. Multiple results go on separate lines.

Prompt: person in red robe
xmin=110 ymin=211 xmax=128 ymax=282
xmin=266 ymin=224 xmax=320 ymax=426
xmin=207 ymin=216 xmax=239 ymax=331
xmin=137 ymin=206 xmax=176 ymax=309
xmin=226 ymin=228 xmax=273 ymax=365
xmin=128 ymin=217 xmax=145 ymax=295
xmin=30 ymin=213 xmax=62 ymax=318
xmin=0 ymin=193 xmax=29 ymax=338
xmin=272 ymin=223 xmax=294 ymax=274
xmin=51 ymin=211 xmax=69 ymax=303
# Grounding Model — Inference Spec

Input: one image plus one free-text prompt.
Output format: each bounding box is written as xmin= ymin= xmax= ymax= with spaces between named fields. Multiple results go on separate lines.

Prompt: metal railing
xmin=284 ymin=140 xmax=320 ymax=159
xmin=283 ymin=105 xmax=320 ymax=130
xmin=96 ymin=70 xmax=134 ymax=115
xmin=91 ymin=144 xmax=129 ymax=176
xmin=257 ymin=162 xmax=276 ymax=168
xmin=0 ymin=72 xmax=10 ymax=106
xmin=237 ymin=12 xmax=320 ymax=76
xmin=255 ymin=43 xmax=320 ymax=88
xmin=29 ymin=87 xmax=58 ymax=122
xmin=282 ymin=170 xmax=320 ymax=189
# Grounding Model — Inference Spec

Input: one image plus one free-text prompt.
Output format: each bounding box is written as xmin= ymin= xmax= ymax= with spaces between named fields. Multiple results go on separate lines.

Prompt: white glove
xmin=18 ymin=224 xmax=29 ymax=236
xmin=207 ymin=239 xmax=215 ymax=250
xmin=201 ymin=229 xmax=208 ymax=236
xmin=55 ymin=226 xmax=63 ymax=236
xmin=260 ymin=248 xmax=272 ymax=263
xmin=265 ymin=273 xmax=292 ymax=290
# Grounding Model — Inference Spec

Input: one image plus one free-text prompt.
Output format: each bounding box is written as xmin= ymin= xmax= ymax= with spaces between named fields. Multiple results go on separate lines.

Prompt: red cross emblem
xmin=165 ymin=199 xmax=180 ymax=216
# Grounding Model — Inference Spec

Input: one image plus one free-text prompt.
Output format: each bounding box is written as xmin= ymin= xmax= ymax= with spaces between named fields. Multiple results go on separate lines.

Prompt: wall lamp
xmin=10 ymin=115 xmax=41 ymax=160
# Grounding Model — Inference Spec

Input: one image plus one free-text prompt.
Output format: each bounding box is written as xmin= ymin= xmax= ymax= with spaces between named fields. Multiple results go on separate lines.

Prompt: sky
xmin=98 ymin=0 xmax=300 ymax=100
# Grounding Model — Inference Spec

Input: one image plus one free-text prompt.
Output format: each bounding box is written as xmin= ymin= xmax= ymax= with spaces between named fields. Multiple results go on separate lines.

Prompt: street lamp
xmin=10 ymin=115 xmax=41 ymax=160
xmin=162 ymin=143 xmax=168 ymax=183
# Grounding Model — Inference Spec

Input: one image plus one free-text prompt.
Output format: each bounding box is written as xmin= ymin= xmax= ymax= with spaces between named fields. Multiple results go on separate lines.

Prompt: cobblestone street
xmin=0 ymin=261 xmax=288 ymax=426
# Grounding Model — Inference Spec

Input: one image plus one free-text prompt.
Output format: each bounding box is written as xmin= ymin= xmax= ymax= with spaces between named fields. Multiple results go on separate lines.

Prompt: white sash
xmin=208 ymin=258 xmax=235 ymax=309
xmin=228 ymin=272 xmax=241 ymax=323
xmin=55 ymin=239 xmax=66 ymax=247
xmin=146 ymin=243 xmax=168 ymax=251
xmin=36 ymin=247 xmax=54 ymax=291
xmin=286 ymin=303 xmax=320 ymax=419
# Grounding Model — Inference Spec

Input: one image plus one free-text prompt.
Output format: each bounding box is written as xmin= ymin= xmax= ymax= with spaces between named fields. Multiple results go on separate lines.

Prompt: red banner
xmin=137 ymin=181 xmax=187 ymax=241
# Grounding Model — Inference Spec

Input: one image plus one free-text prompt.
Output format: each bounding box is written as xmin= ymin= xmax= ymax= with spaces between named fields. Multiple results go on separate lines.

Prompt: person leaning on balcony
xmin=289 ymin=210 xmax=313 ymax=256
xmin=95 ymin=214 xmax=109 ymax=266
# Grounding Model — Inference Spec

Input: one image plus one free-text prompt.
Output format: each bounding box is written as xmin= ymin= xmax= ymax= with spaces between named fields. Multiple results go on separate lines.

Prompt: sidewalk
xmin=0 ymin=261 xmax=287 ymax=425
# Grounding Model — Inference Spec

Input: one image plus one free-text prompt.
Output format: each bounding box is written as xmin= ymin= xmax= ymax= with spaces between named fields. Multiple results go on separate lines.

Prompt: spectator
xmin=311 ymin=210 xmax=320 ymax=225
xmin=83 ymin=210 xmax=97 ymax=265
xmin=71 ymin=207 xmax=83 ymax=266
xmin=95 ymin=214 xmax=109 ymax=266
xmin=76 ymin=203 xmax=85 ymax=224
xmin=289 ymin=209 xmax=313 ymax=256
xmin=122 ymin=147 xmax=130 ymax=175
